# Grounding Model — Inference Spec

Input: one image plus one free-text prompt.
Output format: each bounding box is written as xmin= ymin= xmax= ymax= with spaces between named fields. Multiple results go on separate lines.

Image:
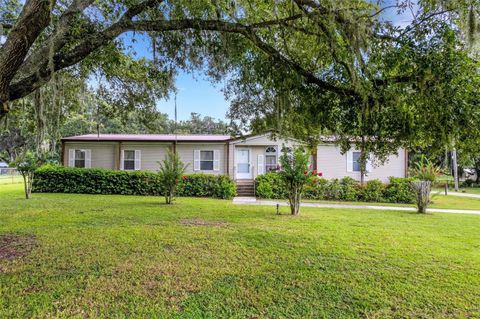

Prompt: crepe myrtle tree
xmin=278 ymin=145 xmax=310 ymax=216
xmin=157 ymin=150 xmax=188 ymax=204
xmin=12 ymin=151 xmax=41 ymax=199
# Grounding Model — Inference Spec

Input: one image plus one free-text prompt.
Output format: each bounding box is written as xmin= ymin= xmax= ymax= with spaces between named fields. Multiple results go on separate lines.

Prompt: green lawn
xmin=0 ymin=175 xmax=22 ymax=185
xmin=1 ymin=184 xmax=479 ymax=318
xmin=434 ymin=187 xmax=480 ymax=195
xmin=305 ymin=193 xmax=480 ymax=211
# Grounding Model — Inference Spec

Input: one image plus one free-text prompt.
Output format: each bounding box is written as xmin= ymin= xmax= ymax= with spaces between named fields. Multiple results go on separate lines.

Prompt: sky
xmin=123 ymin=33 xmax=230 ymax=121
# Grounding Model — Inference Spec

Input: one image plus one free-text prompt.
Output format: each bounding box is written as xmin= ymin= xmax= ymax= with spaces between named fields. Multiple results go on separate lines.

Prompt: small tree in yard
xmin=13 ymin=151 xmax=41 ymax=199
xmin=411 ymin=156 xmax=441 ymax=213
xmin=158 ymin=150 xmax=188 ymax=204
xmin=278 ymin=146 xmax=310 ymax=216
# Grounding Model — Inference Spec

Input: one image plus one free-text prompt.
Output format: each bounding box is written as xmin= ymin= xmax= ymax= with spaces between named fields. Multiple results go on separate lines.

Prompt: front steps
xmin=236 ymin=179 xmax=255 ymax=197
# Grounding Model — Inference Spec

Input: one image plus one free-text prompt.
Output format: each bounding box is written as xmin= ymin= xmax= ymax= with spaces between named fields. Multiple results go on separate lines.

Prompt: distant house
xmin=61 ymin=133 xmax=407 ymax=193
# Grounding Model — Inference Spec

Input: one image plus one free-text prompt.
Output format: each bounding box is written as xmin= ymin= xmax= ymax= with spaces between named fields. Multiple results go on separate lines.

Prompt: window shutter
xmin=68 ymin=149 xmax=75 ymax=167
xmin=257 ymin=154 xmax=264 ymax=175
xmin=366 ymin=154 xmax=373 ymax=173
xmin=134 ymin=150 xmax=141 ymax=170
xmin=85 ymin=149 xmax=91 ymax=168
xmin=346 ymin=151 xmax=353 ymax=172
xmin=213 ymin=150 xmax=220 ymax=171
xmin=194 ymin=150 xmax=200 ymax=171
xmin=120 ymin=149 xmax=124 ymax=170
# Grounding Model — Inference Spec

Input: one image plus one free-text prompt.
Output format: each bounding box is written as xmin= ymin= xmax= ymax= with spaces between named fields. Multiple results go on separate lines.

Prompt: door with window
xmin=236 ymin=148 xmax=252 ymax=179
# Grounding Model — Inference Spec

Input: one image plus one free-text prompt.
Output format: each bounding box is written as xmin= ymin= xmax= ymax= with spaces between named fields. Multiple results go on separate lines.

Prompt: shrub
xmin=360 ymin=179 xmax=385 ymax=202
xmin=303 ymin=177 xmax=328 ymax=200
xmin=256 ymin=181 xmax=274 ymax=199
xmin=339 ymin=177 xmax=360 ymax=201
xmin=33 ymin=166 xmax=236 ymax=199
xmin=256 ymin=173 xmax=416 ymax=204
xmin=255 ymin=172 xmax=287 ymax=199
xmin=384 ymin=177 xmax=415 ymax=203
xmin=325 ymin=179 xmax=342 ymax=201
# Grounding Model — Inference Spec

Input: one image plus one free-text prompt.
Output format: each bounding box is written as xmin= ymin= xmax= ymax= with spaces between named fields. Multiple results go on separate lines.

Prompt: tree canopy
xmin=1 ymin=0 xmax=480 ymax=165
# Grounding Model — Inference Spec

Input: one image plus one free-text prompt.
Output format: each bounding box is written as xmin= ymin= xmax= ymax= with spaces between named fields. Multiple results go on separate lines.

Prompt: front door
xmin=236 ymin=148 xmax=252 ymax=179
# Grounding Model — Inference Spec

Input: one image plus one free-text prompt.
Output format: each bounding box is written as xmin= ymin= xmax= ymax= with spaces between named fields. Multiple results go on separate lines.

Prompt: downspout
xmin=60 ymin=140 xmax=65 ymax=166
xmin=226 ymin=143 xmax=230 ymax=175
xmin=404 ymin=149 xmax=409 ymax=177
xmin=117 ymin=142 xmax=122 ymax=170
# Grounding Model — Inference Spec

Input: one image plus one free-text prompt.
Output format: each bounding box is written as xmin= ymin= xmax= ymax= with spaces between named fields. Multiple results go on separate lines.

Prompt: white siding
xmin=64 ymin=142 xmax=116 ymax=169
xmin=122 ymin=143 xmax=170 ymax=172
xmin=177 ymin=143 xmax=227 ymax=175
xmin=317 ymin=144 xmax=406 ymax=183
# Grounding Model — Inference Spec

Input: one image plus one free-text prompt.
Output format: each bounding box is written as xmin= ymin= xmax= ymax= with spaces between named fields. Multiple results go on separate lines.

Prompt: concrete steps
xmin=236 ymin=180 xmax=255 ymax=197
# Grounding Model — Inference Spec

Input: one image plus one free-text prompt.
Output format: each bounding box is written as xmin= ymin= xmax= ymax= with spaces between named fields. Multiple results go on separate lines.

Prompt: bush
xmin=384 ymin=177 xmax=415 ymax=203
xmin=360 ymin=179 xmax=385 ymax=202
xmin=33 ymin=165 xmax=236 ymax=199
xmin=339 ymin=177 xmax=360 ymax=201
xmin=303 ymin=177 xmax=328 ymax=200
xmin=324 ymin=179 xmax=342 ymax=201
xmin=255 ymin=172 xmax=287 ymax=199
xmin=256 ymin=173 xmax=415 ymax=204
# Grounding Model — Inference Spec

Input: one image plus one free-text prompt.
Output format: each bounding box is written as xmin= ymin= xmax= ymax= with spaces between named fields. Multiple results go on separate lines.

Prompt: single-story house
xmin=61 ymin=133 xmax=407 ymax=195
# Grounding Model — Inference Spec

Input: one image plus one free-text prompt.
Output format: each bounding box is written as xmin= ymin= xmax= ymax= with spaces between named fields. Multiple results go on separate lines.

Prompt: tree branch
xmin=0 ymin=0 xmax=53 ymax=115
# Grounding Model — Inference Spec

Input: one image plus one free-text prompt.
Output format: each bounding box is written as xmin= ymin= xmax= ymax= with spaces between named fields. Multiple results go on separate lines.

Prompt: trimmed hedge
xmin=33 ymin=165 xmax=236 ymax=199
xmin=256 ymin=172 xmax=415 ymax=204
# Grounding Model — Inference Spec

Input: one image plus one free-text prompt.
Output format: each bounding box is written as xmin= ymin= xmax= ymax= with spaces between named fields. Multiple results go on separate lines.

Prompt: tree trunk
xmin=288 ymin=186 xmax=301 ymax=215
xmin=452 ymin=148 xmax=459 ymax=191
xmin=412 ymin=180 xmax=432 ymax=213
xmin=0 ymin=0 xmax=51 ymax=118
xmin=22 ymin=174 xmax=29 ymax=199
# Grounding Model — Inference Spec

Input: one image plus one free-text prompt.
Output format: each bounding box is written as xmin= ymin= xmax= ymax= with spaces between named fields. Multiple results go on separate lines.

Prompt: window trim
xmin=123 ymin=150 xmax=136 ymax=171
xmin=199 ymin=150 xmax=214 ymax=171
xmin=265 ymin=146 xmax=277 ymax=172
xmin=352 ymin=151 xmax=362 ymax=172
xmin=74 ymin=149 xmax=86 ymax=168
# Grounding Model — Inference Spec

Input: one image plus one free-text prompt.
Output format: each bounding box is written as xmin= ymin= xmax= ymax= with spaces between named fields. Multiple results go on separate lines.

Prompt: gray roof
xmin=62 ymin=134 xmax=232 ymax=142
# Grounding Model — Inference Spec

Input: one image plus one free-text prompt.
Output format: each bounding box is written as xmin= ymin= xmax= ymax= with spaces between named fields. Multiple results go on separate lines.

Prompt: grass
xmin=0 ymin=175 xmax=22 ymax=185
xmin=1 ymin=184 xmax=480 ymax=318
xmin=433 ymin=187 xmax=480 ymax=195
xmin=305 ymin=193 xmax=480 ymax=211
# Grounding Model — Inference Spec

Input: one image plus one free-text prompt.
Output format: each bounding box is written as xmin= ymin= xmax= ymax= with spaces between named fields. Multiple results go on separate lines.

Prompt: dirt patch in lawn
xmin=180 ymin=218 xmax=228 ymax=227
xmin=0 ymin=233 xmax=36 ymax=261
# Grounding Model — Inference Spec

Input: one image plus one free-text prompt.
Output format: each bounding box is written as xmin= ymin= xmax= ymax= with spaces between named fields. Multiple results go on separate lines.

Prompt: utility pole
xmin=452 ymin=148 xmax=459 ymax=192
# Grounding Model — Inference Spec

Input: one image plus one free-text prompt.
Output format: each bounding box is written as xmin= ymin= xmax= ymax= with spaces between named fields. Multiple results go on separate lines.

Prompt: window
xmin=200 ymin=150 xmax=214 ymax=170
xmin=74 ymin=150 xmax=86 ymax=168
xmin=265 ymin=146 xmax=277 ymax=171
xmin=123 ymin=150 xmax=135 ymax=170
xmin=352 ymin=151 xmax=361 ymax=172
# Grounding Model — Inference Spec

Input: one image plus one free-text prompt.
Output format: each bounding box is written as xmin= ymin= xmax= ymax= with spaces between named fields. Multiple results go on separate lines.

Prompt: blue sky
xmin=124 ymin=33 xmax=230 ymax=121
xmin=124 ymin=1 xmax=416 ymax=121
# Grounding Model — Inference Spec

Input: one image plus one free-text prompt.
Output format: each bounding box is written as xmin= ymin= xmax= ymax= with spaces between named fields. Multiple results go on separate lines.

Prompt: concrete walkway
xmin=432 ymin=190 xmax=480 ymax=199
xmin=232 ymin=197 xmax=480 ymax=215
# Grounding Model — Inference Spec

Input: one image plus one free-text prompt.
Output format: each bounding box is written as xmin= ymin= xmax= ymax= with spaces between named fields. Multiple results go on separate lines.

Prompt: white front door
xmin=236 ymin=148 xmax=252 ymax=179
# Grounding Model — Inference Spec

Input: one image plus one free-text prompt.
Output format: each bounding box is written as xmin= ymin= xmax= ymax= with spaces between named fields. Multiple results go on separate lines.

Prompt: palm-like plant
xmin=410 ymin=155 xmax=442 ymax=213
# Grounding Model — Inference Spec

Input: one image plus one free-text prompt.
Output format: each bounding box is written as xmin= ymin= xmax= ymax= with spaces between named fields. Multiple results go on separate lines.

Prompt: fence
xmin=0 ymin=168 xmax=23 ymax=185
